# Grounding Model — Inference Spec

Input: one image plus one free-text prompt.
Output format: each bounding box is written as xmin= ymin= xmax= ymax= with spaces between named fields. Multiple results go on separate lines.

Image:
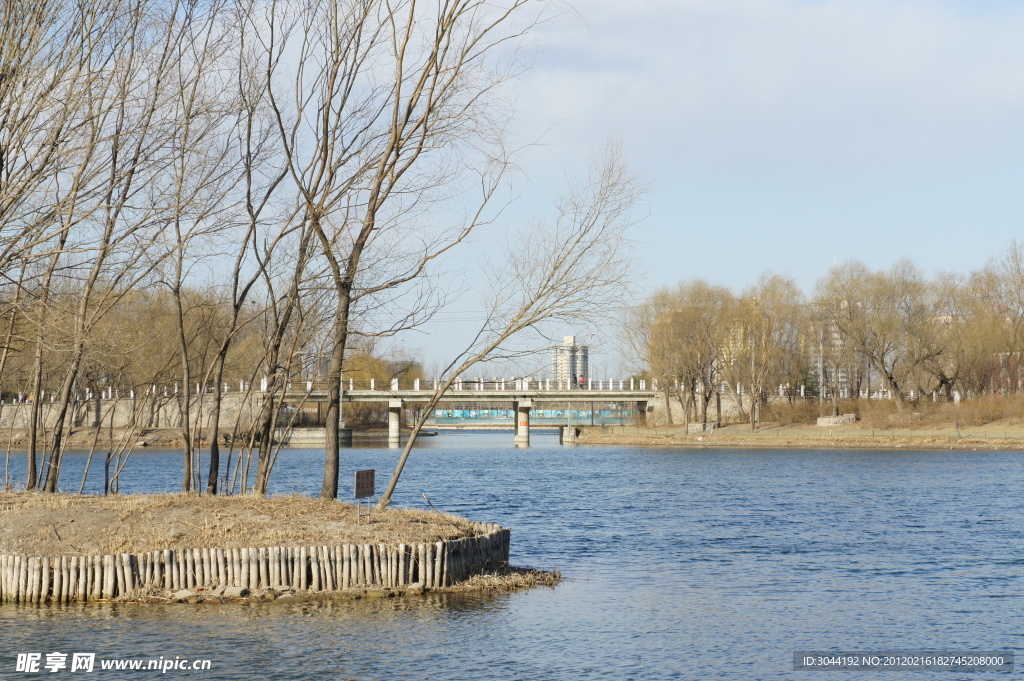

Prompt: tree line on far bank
xmin=629 ymin=242 xmax=1024 ymax=429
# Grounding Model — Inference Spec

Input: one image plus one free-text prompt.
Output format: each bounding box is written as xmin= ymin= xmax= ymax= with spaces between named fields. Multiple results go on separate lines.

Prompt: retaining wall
xmin=0 ymin=523 xmax=510 ymax=604
xmin=0 ymin=393 xmax=264 ymax=432
xmin=816 ymin=414 xmax=858 ymax=426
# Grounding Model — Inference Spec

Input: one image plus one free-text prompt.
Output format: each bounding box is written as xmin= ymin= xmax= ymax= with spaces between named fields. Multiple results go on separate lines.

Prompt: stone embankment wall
xmin=0 ymin=523 xmax=510 ymax=603
xmin=816 ymin=414 xmax=857 ymax=426
xmin=0 ymin=393 xmax=262 ymax=432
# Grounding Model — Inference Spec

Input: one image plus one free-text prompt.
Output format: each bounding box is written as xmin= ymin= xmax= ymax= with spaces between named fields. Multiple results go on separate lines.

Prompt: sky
xmin=401 ymin=0 xmax=1024 ymax=374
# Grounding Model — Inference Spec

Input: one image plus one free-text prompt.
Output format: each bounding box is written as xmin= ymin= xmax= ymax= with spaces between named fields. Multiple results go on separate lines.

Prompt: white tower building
xmin=552 ymin=336 xmax=589 ymax=385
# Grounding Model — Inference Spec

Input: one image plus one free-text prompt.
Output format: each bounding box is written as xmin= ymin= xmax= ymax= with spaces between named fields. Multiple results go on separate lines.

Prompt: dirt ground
xmin=577 ymin=420 xmax=1024 ymax=450
xmin=0 ymin=427 xmax=187 ymax=449
xmin=0 ymin=493 xmax=487 ymax=559
xmin=0 ymin=426 xmax=399 ymax=449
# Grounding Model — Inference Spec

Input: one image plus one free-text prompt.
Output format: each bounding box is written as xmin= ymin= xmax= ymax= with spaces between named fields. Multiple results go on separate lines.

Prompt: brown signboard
xmin=354 ymin=469 xmax=375 ymax=498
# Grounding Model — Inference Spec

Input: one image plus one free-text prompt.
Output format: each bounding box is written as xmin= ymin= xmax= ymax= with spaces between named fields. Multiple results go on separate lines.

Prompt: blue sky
xmin=404 ymin=0 xmax=1024 ymax=372
xmin=518 ymin=0 xmax=1024 ymax=285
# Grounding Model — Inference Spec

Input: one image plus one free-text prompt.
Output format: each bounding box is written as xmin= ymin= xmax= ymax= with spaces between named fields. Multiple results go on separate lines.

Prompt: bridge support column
xmin=389 ymin=400 xmax=403 ymax=448
xmin=514 ymin=398 xmax=532 ymax=447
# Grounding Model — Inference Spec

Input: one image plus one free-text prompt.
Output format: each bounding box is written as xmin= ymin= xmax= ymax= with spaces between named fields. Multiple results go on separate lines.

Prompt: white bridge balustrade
xmin=0 ymin=377 xmax=654 ymax=401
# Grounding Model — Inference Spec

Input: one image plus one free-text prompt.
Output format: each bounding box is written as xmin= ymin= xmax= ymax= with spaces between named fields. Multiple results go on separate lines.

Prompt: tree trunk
xmin=41 ymin=353 xmax=84 ymax=493
xmin=206 ymin=359 xmax=228 ymax=495
xmin=750 ymin=391 xmax=757 ymax=430
xmin=662 ymin=379 xmax=673 ymax=426
xmin=700 ymin=383 xmax=711 ymax=425
xmin=321 ymin=301 xmax=349 ymax=499
xmin=253 ymin=391 xmax=278 ymax=494
xmin=173 ymin=289 xmax=194 ymax=493
xmin=27 ymin=239 xmax=64 ymax=490
xmin=729 ymin=384 xmax=746 ymax=421
xmin=26 ymin=349 xmax=44 ymax=491
xmin=876 ymin=363 xmax=907 ymax=411
xmin=675 ymin=388 xmax=689 ymax=428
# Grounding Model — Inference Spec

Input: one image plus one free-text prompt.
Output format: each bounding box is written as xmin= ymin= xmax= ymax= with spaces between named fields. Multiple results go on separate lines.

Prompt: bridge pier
xmin=389 ymin=400 xmax=403 ymax=448
xmin=637 ymin=400 xmax=649 ymax=426
xmin=513 ymin=399 xmax=532 ymax=447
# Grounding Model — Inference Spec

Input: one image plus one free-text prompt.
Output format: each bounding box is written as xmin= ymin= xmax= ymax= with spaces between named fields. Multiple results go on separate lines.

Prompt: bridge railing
xmin=271 ymin=377 xmax=652 ymax=392
xmin=333 ymin=378 xmax=649 ymax=392
xmin=0 ymin=377 xmax=655 ymax=405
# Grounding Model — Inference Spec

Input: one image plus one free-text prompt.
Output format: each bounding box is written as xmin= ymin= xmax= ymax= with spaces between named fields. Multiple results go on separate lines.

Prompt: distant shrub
xmin=762 ymin=399 xmax=820 ymax=425
xmin=826 ymin=393 xmax=1024 ymax=429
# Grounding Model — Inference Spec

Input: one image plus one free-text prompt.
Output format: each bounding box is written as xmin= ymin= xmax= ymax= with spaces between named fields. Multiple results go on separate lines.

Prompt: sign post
xmin=354 ymin=469 xmax=375 ymax=523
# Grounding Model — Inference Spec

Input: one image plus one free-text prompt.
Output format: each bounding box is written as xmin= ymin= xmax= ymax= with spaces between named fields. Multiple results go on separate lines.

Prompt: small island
xmin=0 ymin=493 xmax=558 ymax=605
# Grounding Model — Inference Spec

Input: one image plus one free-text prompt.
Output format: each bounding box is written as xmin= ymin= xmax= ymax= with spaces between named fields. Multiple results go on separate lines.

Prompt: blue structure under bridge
xmin=427 ymin=407 xmax=631 ymax=427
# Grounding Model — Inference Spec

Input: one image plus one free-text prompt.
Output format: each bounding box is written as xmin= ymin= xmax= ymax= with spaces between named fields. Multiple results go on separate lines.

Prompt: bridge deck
xmin=280 ymin=389 xmax=657 ymax=404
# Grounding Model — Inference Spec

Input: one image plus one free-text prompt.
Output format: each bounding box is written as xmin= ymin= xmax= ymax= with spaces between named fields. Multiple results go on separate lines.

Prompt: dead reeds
xmin=0 ymin=492 xmax=481 ymax=558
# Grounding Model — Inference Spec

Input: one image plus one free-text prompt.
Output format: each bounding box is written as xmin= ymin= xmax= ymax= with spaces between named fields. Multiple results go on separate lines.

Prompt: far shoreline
xmin=573 ymin=422 xmax=1024 ymax=451
xmin=4 ymin=422 xmax=1024 ymax=452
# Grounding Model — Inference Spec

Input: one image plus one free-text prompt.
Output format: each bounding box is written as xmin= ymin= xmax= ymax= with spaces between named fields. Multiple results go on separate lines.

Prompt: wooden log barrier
xmin=0 ymin=523 xmax=510 ymax=603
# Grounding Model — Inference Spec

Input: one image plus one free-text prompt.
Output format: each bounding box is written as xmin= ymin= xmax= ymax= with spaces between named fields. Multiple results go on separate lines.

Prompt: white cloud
xmin=517 ymin=0 xmax=1024 ymax=177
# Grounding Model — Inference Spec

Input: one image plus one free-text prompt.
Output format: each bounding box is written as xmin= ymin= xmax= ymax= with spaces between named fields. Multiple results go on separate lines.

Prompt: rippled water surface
xmin=2 ymin=434 xmax=1023 ymax=679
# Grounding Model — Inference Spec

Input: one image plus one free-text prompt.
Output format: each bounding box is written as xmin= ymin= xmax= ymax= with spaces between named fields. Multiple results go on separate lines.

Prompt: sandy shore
xmin=0 ymin=426 xmax=398 ymax=449
xmin=575 ymin=422 xmax=1024 ymax=450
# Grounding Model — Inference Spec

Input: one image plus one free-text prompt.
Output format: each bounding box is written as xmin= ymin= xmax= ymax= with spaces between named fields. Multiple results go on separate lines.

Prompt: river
xmin=1 ymin=432 xmax=1022 ymax=679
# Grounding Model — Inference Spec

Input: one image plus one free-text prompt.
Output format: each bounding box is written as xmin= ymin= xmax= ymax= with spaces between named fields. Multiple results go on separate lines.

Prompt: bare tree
xmin=39 ymin=0 xmax=215 ymax=492
xmin=378 ymin=144 xmax=644 ymax=508
xmin=637 ymin=281 xmax=733 ymax=426
xmin=148 ymin=0 xmax=266 ymax=493
xmin=252 ymin=0 xmax=539 ymax=498
xmin=728 ymin=274 xmax=805 ymax=429
xmin=0 ymin=0 xmax=93 ymax=276
xmin=814 ymin=260 xmax=935 ymax=412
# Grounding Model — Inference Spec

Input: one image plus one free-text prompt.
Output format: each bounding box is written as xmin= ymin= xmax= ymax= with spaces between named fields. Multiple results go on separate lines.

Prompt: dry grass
xmin=761 ymin=400 xmax=822 ymax=425
xmin=831 ymin=394 xmax=1024 ymax=429
xmin=446 ymin=566 xmax=563 ymax=593
xmin=0 ymin=492 xmax=486 ymax=558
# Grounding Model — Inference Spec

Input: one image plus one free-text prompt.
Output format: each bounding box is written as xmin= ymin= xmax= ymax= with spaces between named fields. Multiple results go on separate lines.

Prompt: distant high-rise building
xmin=552 ymin=335 xmax=588 ymax=385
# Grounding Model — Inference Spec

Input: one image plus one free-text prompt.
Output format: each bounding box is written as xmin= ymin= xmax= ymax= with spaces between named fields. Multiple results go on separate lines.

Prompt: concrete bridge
xmin=277 ymin=378 xmax=655 ymax=446
xmin=336 ymin=385 xmax=656 ymax=447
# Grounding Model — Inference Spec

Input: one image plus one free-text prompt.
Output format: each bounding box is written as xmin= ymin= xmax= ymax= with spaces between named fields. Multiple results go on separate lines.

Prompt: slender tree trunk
xmin=41 ymin=352 xmax=84 ymax=492
xmin=873 ymin=360 xmax=907 ymax=411
xmin=321 ymin=299 xmax=349 ymax=499
xmin=728 ymin=384 xmax=746 ymax=421
xmin=27 ymin=237 xmax=64 ymax=490
xmin=699 ymin=384 xmax=709 ymax=425
xmin=253 ymin=296 xmax=302 ymax=495
xmin=26 ymin=345 xmax=44 ymax=491
xmin=172 ymin=286 xmax=195 ymax=492
xmin=675 ymin=389 xmax=688 ymax=428
xmin=751 ymin=379 xmax=764 ymax=430
xmin=662 ymin=379 xmax=673 ymax=426
xmin=206 ymin=360 xmax=227 ymax=494
xmin=253 ymin=391 xmax=277 ymax=493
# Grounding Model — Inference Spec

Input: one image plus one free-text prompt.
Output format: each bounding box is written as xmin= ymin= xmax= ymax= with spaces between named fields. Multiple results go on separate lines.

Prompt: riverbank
xmin=577 ymin=421 xmax=1024 ymax=449
xmin=0 ymin=426 xmax=404 ymax=449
